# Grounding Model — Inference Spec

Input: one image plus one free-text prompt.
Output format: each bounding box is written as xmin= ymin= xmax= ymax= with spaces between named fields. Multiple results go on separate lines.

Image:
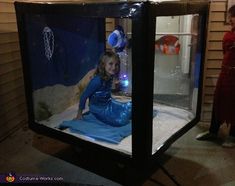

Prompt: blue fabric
xmin=59 ymin=109 xmax=158 ymax=144
xmin=60 ymin=113 xmax=131 ymax=144
xmin=79 ymin=75 xmax=132 ymax=127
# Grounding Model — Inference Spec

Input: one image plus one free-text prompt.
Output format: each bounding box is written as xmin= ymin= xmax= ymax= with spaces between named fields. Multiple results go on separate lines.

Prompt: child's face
xmin=228 ymin=14 xmax=235 ymax=30
xmin=105 ymin=58 xmax=119 ymax=76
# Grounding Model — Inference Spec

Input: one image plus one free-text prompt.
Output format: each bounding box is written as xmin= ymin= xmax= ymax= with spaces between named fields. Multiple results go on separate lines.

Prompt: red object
xmin=155 ymin=35 xmax=180 ymax=55
xmin=213 ymin=30 xmax=235 ymax=134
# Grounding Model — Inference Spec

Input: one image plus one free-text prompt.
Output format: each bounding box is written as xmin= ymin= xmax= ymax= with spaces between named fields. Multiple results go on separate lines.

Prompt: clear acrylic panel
xmin=24 ymin=14 xmax=132 ymax=154
xmin=152 ymin=14 xmax=201 ymax=154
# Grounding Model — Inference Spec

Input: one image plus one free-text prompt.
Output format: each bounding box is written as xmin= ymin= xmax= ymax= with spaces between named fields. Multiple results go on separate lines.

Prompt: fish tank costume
xmin=15 ymin=1 xmax=208 ymax=185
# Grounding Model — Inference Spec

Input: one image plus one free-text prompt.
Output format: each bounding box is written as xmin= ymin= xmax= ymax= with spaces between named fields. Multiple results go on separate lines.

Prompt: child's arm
xmin=74 ymin=76 xmax=102 ymax=120
xmin=74 ymin=109 xmax=83 ymax=120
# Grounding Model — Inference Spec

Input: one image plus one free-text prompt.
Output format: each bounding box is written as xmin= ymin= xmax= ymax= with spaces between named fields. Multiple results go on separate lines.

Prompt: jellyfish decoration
xmin=155 ymin=35 xmax=180 ymax=55
xmin=43 ymin=26 xmax=54 ymax=61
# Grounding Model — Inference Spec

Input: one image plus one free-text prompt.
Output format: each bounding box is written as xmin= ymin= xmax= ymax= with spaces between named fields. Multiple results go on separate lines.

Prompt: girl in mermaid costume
xmin=74 ymin=51 xmax=132 ymax=127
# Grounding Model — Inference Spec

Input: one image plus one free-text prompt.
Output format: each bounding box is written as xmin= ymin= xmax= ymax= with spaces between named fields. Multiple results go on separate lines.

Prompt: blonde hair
xmin=95 ymin=51 xmax=120 ymax=80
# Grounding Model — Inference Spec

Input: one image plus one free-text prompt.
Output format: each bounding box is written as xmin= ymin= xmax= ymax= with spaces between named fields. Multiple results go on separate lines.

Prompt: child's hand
xmin=73 ymin=110 xmax=83 ymax=120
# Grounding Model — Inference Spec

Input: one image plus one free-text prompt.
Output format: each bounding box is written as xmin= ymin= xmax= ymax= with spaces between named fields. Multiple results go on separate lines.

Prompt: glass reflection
xmin=153 ymin=15 xmax=201 ymax=154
